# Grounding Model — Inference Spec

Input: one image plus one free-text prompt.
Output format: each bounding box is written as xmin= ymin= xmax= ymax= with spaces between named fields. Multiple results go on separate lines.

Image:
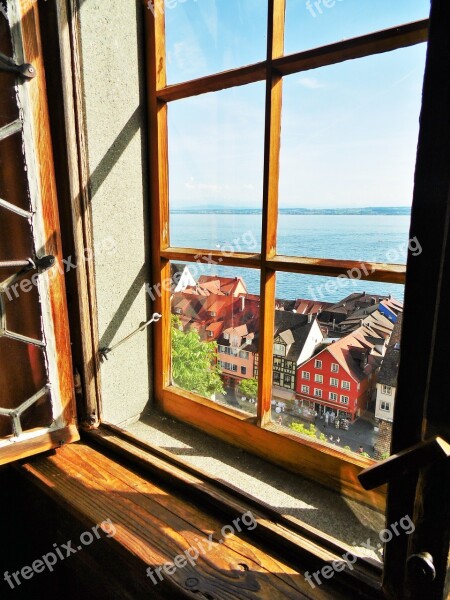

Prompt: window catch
xmin=99 ymin=313 xmax=162 ymax=361
xmin=0 ymin=51 xmax=36 ymax=79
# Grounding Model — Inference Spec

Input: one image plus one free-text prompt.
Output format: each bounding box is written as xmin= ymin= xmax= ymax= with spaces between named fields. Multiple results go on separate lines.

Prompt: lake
xmin=170 ymin=214 xmax=411 ymax=303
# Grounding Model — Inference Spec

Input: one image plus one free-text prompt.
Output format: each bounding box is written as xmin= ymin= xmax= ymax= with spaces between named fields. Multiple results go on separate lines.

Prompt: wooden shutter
xmin=0 ymin=0 xmax=78 ymax=465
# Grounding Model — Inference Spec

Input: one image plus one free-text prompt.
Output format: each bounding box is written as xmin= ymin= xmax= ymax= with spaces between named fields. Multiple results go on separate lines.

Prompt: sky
xmin=165 ymin=0 xmax=430 ymax=209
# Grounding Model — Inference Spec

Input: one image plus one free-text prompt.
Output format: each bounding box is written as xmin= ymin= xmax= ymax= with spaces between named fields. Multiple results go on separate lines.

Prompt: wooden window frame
xmin=35 ymin=0 xmax=450 ymax=597
xmin=145 ymin=0 xmax=429 ymax=509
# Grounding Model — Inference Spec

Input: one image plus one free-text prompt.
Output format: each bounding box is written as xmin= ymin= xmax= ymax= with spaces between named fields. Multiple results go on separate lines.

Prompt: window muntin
xmin=381 ymin=401 xmax=391 ymax=411
xmin=382 ymin=385 xmax=392 ymax=395
xmin=331 ymin=363 xmax=339 ymax=373
xmin=330 ymin=377 xmax=339 ymax=387
xmin=301 ymin=385 xmax=309 ymax=393
xmin=302 ymin=371 xmax=310 ymax=380
xmin=342 ymin=380 xmax=351 ymax=390
xmin=314 ymin=359 xmax=322 ymax=368
xmin=340 ymin=395 xmax=350 ymax=404
xmin=150 ymin=0 xmax=424 ymax=514
xmin=329 ymin=392 xmax=338 ymax=401
xmin=314 ymin=374 xmax=323 ymax=383
xmin=314 ymin=388 xmax=322 ymax=398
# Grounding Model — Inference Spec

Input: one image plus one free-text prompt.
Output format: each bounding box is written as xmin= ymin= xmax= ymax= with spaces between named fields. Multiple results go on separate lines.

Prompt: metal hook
xmin=99 ymin=313 xmax=162 ymax=361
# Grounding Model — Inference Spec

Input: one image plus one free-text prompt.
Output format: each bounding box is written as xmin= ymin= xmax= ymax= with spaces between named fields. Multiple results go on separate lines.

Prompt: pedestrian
xmin=278 ymin=415 xmax=283 ymax=426
xmin=329 ymin=435 xmax=334 ymax=442
xmin=358 ymin=446 xmax=364 ymax=454
xmin=336 ymin=436 xmax=341 ymax=443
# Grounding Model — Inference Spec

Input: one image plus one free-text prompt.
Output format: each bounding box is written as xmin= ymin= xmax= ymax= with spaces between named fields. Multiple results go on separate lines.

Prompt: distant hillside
xmin=171 ymin=206 xmax=411 ymax=216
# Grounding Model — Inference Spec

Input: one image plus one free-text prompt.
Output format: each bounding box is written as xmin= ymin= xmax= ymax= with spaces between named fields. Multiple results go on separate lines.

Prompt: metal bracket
xmin=0 ymin=255 xmax=55 ymax=292
xmin=358 ymin=436 xmax=450 ymax=490
xmin=0 ymin=51 xmax=35 ymax=79
xmin=99 ymin=313 xmax=162 ymax=361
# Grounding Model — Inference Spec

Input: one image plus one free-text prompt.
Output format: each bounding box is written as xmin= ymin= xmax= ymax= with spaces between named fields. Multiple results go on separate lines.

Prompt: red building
xmin=295 ymin=327 xmax=381 ymax=421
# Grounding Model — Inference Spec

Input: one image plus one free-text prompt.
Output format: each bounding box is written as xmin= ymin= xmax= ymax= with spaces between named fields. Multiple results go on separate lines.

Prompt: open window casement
xmin=0 ymin=0 xmax=78 ymax=465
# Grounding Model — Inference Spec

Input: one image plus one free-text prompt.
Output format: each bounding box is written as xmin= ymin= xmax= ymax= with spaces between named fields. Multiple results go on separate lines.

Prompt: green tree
xmin=171 ymin=316 xmax=224 ymax=398
xmin=238 ymin=377 xmax=258 ymax=400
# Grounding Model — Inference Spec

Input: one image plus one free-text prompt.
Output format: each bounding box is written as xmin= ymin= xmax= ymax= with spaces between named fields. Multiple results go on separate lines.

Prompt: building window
xmin=301 ymin=385 xmax=310 ymax=394
xmin=329 ymin=392 xmax=338 ymax=401
xmin=302 ymin=371 xmax=310 ymax=380
xmin=208 ymin=311 xmax=216 ymax=317
xmin=274 ymin=343 xmax=285 ymax=356
xmin=273 ymin=372 xmax=281 ymax=384
xmin=241 ymin=366 xmax=247 ymax=375
xmin=207 ymin=331 xmax=213 ymax=338
xmin=223 ymin=333 xmax=229 ymax=340
xmin=342 ymin=381 xmax=351 ymax=390
xmin=330 ymin=377 xmax=339 ymax=387
xmin=340 ymin=395 xmax=350 ymax=405
xmin=174 ymin=308 xmax=182 ymax=314
xmin=314 ymin=359 xmax=322 ymax=369
xmin=314 ymin=389 xmax=322 ymax=398
xmin=382 ymin=385 xmax=392 ymax=395
xmin=331 ymin=363 xmax=339 ymax=373
xmin=239 ymin=350 xmax=249 ymax=359
xmin=381 ymin=401 xmax=391 ymax=411
xmin=314 ymin=374 xmax=323 ymax=383
xmin=284 ymin=374 xmax=292 ymax=386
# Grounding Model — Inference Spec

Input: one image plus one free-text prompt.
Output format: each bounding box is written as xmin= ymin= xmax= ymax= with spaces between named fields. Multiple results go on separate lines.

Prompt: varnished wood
xmin=382 ymin=2 xmax=450 ymax=598
xmin=146 ymin=4 xmax=171 ymax=403
xmin=96 ymin=421 xmax=383 ymax=583
xmin=156 ymin=21 xmax=428 ymax=105
xmin=160 ymin=385 xmax=386 ymax=511
xmin=258 ymin=0 xmax=286 ymax=427
xmin=18 ymin=0 xmax=76 ymax=425
xmin=17 ymin=441 xmax=361 ymax=600
xmin=161 ymin=247 xmax=406 ymax=283
xmin=0 ymin=424 xmax=78 ymax=466
xmin=157 ymin=62 xmax=267 ymax=103
xmin=274 ymin=19 xmax=428 ymax=77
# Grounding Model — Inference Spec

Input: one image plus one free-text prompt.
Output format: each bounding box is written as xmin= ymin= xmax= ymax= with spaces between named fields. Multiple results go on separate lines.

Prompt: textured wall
xmin=78 ymin=0 xmax=152 ymax=424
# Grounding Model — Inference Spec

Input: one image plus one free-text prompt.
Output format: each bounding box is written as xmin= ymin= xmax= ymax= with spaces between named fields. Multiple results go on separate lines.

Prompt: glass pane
xmin=164 ymin=0 xmax=268 ymax=84
xmin=168 ymin=83 xmax=265 ymax=251
xmin=285 ymin=0 xmax=430 ymax=55
xmin=278 ymin=45 xmax=427 ymax=262
xmin=274 ymin=272 xmax=403 ymax=464
xmin=170 ymin=261 xmax=260 ymax=415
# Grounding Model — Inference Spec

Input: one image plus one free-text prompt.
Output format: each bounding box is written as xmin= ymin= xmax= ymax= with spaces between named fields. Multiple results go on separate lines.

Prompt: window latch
xmin=358 ymin=436 xmax=450 ymax=490
xmin=99 ymin=313 xmax=162 ymax=361
xmin=0 ymin=51 xmax=36 ymax=79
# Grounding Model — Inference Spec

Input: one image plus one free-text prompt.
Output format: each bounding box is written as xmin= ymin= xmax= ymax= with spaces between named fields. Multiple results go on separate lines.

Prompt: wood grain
xmin=17 ymin=441 xmax=360 ymax=599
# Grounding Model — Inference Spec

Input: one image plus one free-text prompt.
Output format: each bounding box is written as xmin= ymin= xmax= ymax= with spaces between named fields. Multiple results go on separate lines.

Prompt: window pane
xmin=168 ymin=83 xmax=265 ymax=251
xmin=164 ymin=0 xmax=268 ymax=84
xmin=285 ymin=0 xmax=430 ymax=55
xmin=274 ymin=272 xmax=403 ymax=465
xmin=170 ymin=261 xmax=260 ymax=415
xmin=277 ymin=45 xmax=426 ymax=262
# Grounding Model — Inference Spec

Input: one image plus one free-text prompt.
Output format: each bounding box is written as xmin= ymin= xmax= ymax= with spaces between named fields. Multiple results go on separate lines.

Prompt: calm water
xmin=170 ymin=214 xmax=410 ymax=302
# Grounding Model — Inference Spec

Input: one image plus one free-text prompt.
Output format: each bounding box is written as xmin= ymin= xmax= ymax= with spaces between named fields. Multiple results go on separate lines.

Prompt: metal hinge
xmin=0 ymin=51 xmax=35 ymax=79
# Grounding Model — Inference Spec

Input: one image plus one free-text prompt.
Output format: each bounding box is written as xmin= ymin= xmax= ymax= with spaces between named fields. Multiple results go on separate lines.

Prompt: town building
xmin=295 ymin=325 xmax=387 ymax=421
xmin=374 ymin=314 xmax=403 ymax=458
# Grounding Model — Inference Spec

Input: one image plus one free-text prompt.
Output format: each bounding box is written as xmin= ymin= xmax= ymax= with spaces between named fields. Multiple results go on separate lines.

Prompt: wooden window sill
xmin=14 ymin=436 xmax=383 ymax=599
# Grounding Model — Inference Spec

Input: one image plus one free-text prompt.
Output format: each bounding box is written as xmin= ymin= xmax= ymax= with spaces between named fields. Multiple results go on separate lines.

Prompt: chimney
xmin=332 ymin=318 xmax=336 ymax=330
xmin=308 ymin=313 xmax=312 ymax=323
xmin=241 ymin=296 xmax=245 ymax=312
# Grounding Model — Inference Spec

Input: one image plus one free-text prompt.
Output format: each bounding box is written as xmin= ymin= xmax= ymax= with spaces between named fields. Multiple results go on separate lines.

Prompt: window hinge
xmin=0 ymin=51 xmax=36 ymax=79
